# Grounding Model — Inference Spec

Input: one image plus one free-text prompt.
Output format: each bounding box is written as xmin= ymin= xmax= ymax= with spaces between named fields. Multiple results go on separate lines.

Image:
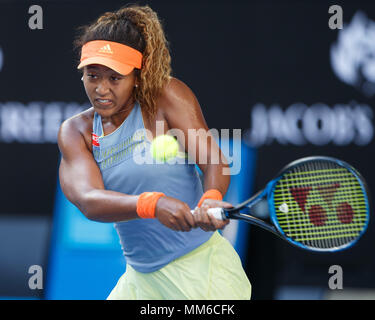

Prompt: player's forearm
xmin=76 ymin=189 xmax=140 ymax=223
xmin=202 ymin=163 xmax=230 ymax=196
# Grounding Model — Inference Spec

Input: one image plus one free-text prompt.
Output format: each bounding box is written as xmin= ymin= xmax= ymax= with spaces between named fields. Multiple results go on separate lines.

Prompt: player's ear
xmin=134 ymin=69 xmax=140 ymax=88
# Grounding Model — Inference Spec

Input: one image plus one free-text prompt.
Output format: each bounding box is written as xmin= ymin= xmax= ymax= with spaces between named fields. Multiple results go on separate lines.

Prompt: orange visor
xmin=77 ymin=40 xmax=143 ymax=75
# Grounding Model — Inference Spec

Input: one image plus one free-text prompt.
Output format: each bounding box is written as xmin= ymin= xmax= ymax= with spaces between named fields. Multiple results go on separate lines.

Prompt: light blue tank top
xmin=92 ymin=102 xmax=213 ymax=273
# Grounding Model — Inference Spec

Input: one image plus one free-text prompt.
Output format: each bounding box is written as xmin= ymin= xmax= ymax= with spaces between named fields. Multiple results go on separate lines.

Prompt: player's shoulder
xmin=164 ymin=76 xmax=193 ymax=94
xmin=58 ymin=107 xmax=94 ymax=149
xmin=157 ymin=77 xmax=198 ymax=113
xmin=59 ymin=107 xmax=94 ymax=136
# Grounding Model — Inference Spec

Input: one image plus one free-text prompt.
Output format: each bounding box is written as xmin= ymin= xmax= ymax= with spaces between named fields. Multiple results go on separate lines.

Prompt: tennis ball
xmin=151 ymin=135 xmax=179 ymax=161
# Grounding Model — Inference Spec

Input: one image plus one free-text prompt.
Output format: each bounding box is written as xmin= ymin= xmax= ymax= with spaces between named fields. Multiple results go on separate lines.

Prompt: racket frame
xmin=225 ymin=156 xmax=371 ymax=252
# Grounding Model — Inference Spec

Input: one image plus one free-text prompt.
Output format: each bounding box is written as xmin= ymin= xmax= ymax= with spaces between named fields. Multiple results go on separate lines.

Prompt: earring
xmin=135 ymin=84 xmax=138 ymax=88
xmin=81 ymin=76 xmax=84 ymax=81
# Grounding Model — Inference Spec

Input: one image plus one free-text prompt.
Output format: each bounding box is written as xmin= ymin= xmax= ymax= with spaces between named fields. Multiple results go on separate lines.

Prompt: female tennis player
xmin=58 ymin=5 xmax=251 ymax=299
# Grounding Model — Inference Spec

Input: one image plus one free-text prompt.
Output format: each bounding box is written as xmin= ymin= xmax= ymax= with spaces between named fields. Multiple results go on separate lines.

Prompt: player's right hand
xmin=155 ymin=196 xmax=196 ymax=232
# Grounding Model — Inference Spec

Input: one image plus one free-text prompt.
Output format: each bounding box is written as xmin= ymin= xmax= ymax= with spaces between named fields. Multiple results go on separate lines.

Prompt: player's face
xmin=82 ymin=64 xmax=137 ymax=118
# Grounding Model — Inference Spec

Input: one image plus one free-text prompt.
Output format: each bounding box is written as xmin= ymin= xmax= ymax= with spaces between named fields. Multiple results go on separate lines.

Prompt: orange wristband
xmin=136 ymin=192 xmax=165 ymax=219
xmin=197 ymin=189 xmax=223 ymax=207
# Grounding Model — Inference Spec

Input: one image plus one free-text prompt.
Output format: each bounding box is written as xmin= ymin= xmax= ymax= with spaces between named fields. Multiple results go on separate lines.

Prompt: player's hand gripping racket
xmin=208 ymin=156 xmax=370 ymax=252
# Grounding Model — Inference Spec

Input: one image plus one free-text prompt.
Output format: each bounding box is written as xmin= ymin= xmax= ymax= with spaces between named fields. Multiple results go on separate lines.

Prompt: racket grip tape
xmin=207 ymin=207 xmax=226 ymax=220
xmin=190 ymin=207 xmax=226 ymax=220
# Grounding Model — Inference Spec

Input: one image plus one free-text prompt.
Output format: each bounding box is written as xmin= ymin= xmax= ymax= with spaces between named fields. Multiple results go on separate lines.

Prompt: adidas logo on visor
xmin=98 ymin=44 xmax=113 ymax=54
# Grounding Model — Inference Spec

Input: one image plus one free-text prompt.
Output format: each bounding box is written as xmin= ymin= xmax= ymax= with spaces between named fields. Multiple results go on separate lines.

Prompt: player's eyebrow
xmin=86 ymin=65 xmax=123 ymax=76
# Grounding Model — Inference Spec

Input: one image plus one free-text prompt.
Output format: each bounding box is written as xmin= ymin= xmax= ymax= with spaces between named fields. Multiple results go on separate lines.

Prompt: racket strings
xmin=273 ymin=160 xmax=368 ymax=250
xmin=308 ymin=160 xmax=357 ymax=249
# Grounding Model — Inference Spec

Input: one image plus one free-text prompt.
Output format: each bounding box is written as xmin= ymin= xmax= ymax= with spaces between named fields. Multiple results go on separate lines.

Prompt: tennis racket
xmin=208 ymin=156 xmax=371 ymax=252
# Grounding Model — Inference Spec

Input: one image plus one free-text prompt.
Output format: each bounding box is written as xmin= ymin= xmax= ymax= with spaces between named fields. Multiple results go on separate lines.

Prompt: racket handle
xmin=190 ymin=208 xmax=226 ymax=220
xmin=207 ymin=207 xmax=226 ymax=220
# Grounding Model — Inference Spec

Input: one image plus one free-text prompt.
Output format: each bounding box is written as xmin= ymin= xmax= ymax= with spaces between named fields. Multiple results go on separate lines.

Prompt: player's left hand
xmin=192 ymin=199 xmax=231 ymax=232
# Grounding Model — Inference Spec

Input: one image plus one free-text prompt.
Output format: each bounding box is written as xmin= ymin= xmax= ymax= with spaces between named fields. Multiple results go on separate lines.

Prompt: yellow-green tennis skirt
xmin=107 ymin=231 xmax=251 ymax=300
